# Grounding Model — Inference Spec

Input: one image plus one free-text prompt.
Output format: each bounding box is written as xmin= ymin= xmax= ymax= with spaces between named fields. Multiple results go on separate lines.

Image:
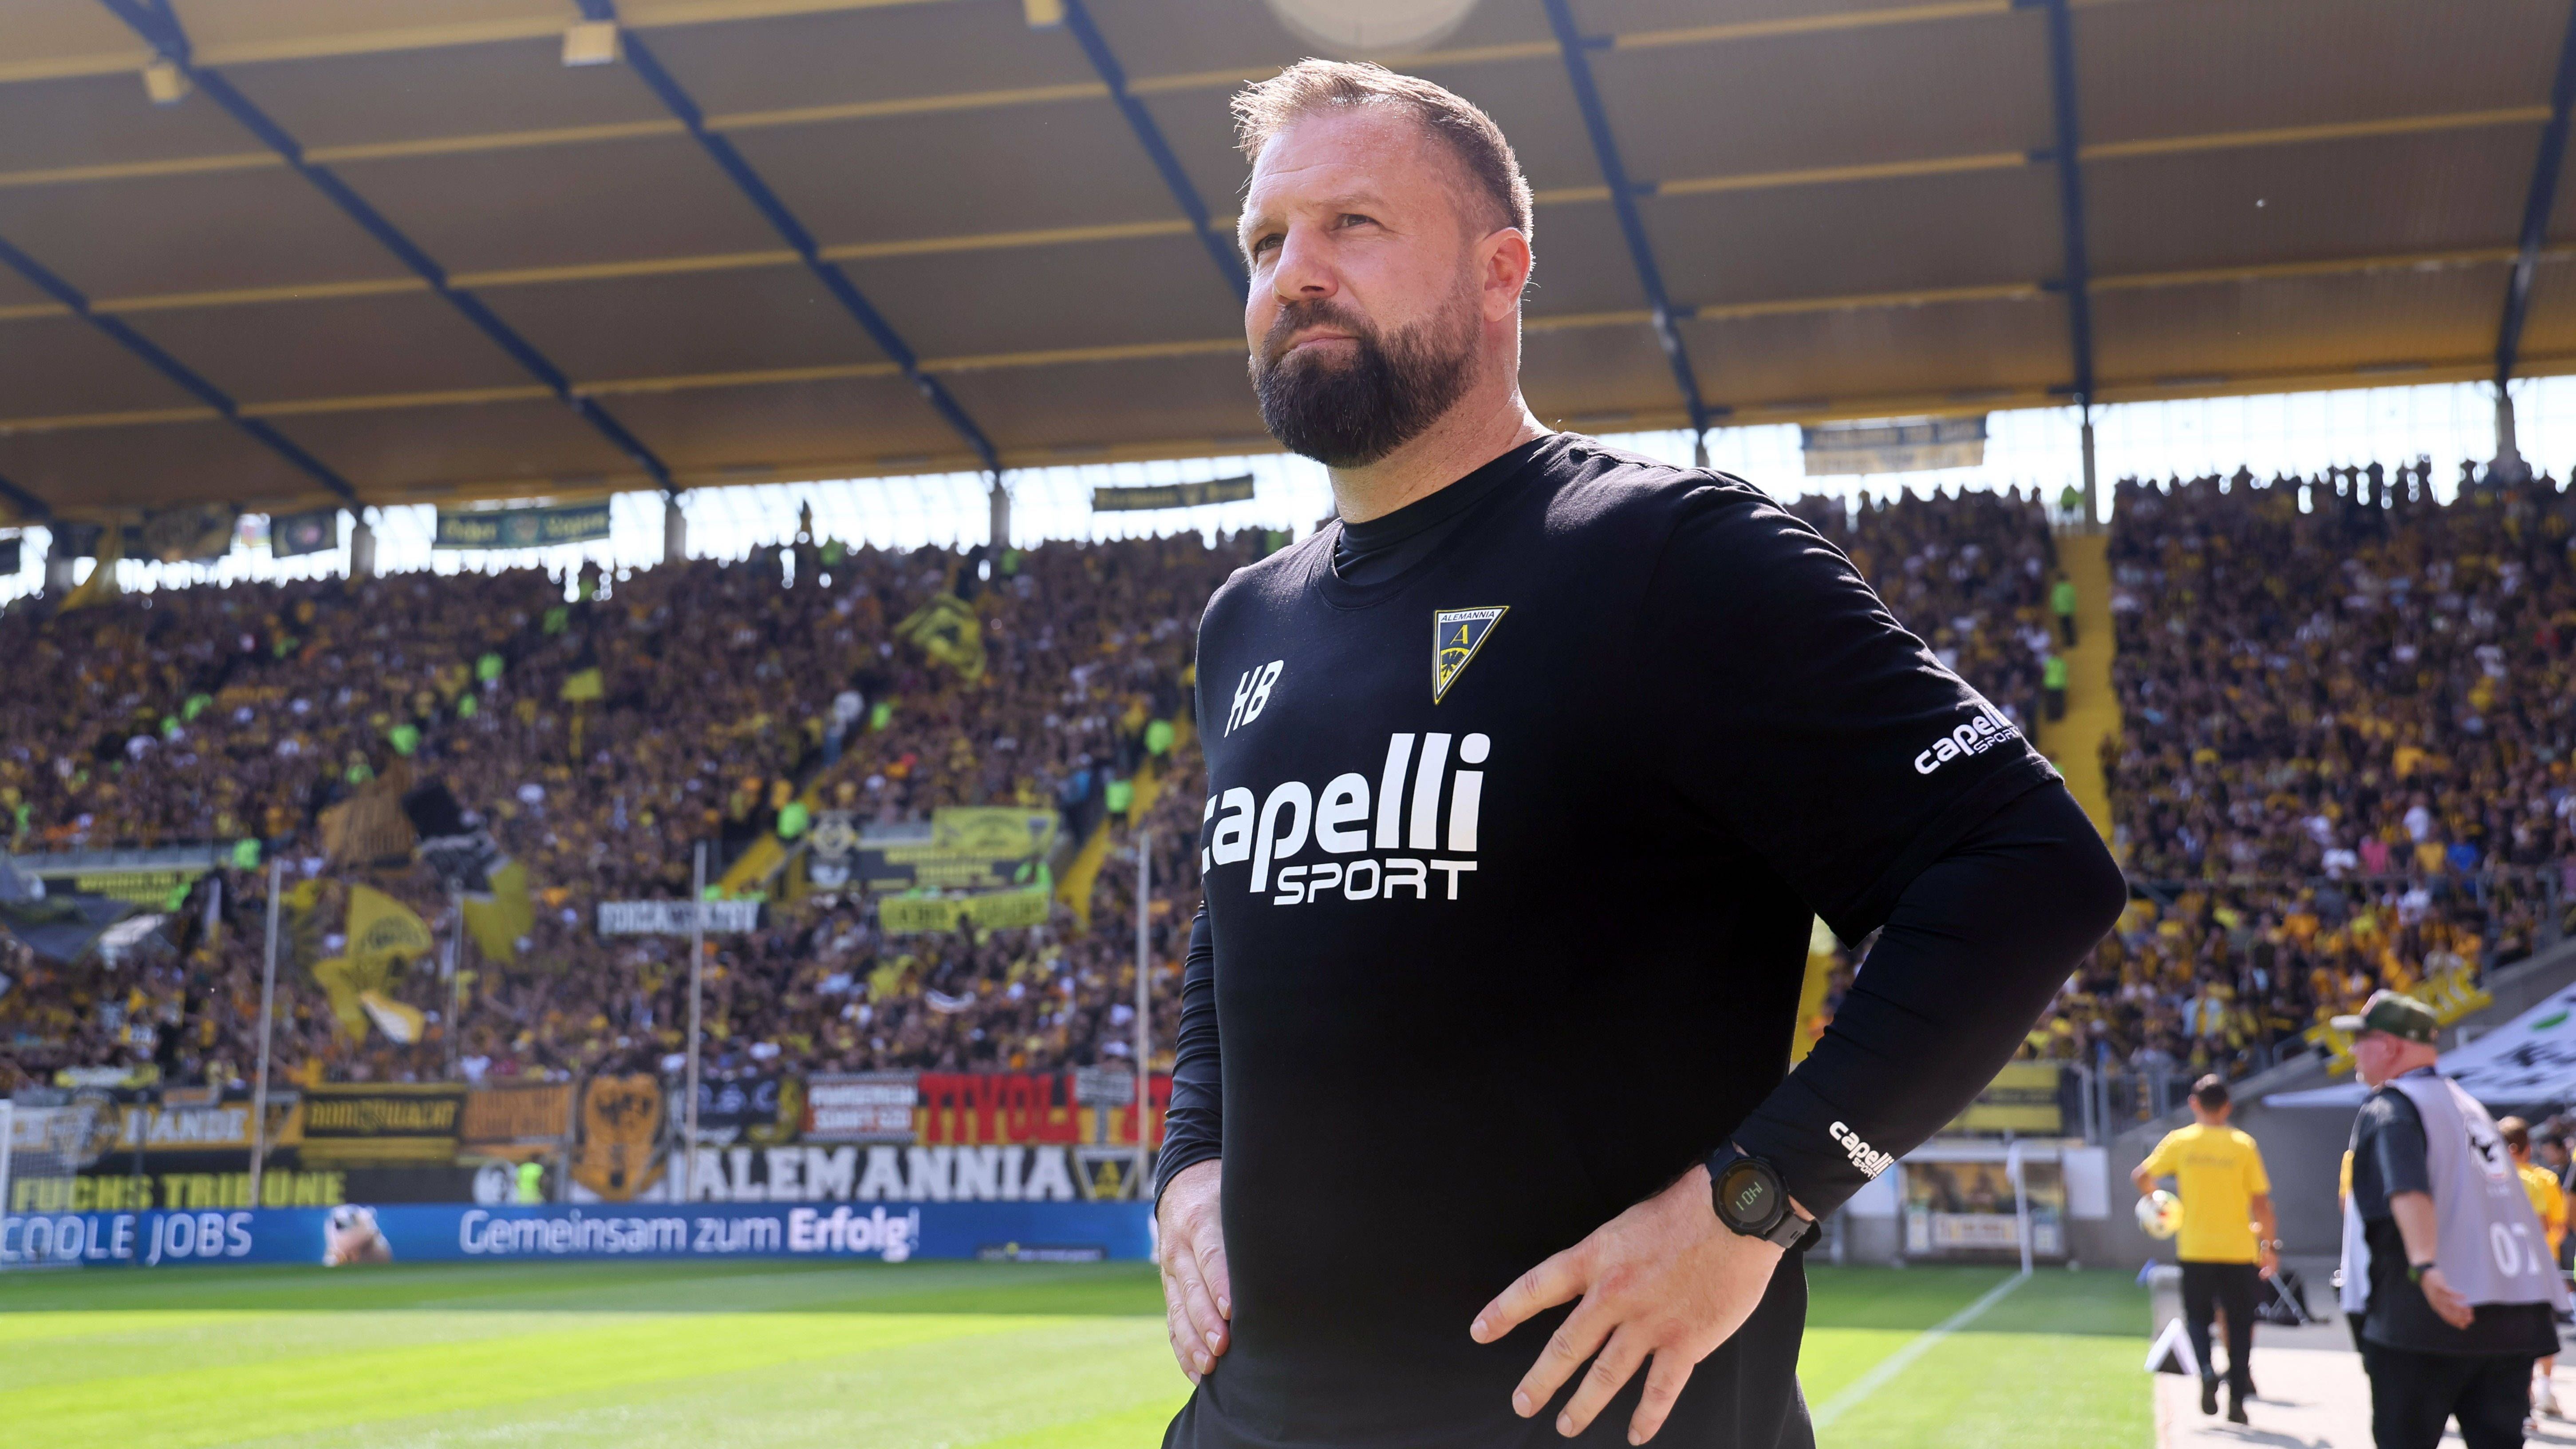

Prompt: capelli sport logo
xmin=1911 ymin=703 xmax=2021 ymax=776
xmin=1205 ymin=730 xmax=1489 ymax=905
xmin=1829 ymin=1121 xmax=1894 ymax=1179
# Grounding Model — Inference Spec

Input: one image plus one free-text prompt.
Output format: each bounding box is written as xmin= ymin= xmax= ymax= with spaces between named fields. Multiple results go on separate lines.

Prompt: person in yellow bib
xmin=2500 ymin=1117 xmax=2567 ymax=1423
xmin=2135 ymin=1074 xmax=2280 ymax=1424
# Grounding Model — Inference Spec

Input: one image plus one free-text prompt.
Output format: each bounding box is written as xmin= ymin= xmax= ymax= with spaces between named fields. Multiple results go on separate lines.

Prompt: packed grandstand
xmin=4 ymin=461 xmax=2573 ymax=1190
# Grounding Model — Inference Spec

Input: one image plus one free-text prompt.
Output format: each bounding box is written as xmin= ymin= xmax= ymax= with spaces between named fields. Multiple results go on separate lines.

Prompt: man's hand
xmin=2257 ymin=1242 xmax=2279 ymax=1280
xmin=2417 ymin=1264 xmax=2474 ymax=1330
xmin=1157 ymin=1158 xmax=1231 ymax=1384
xmin=1469 ymin=1165 xmax=1796 ymax=1444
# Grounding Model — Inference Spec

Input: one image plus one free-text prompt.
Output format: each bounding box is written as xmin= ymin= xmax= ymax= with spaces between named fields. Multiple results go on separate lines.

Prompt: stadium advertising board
xmin=595 ymin=899 xmax=760 ymax=935
xmin=1901 ymin=1159 xmax=2067 ymax=1260
xmin=0 ymin=1200 xmax=1152 ymax=1268
xmin=432 ymin=502 xmax=613 ymax=550
xmin=1091 ymin=475 xmax=1256 ymax=512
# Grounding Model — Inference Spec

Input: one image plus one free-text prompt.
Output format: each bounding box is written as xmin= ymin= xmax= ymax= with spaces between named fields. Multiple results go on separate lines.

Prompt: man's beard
xmin=1251 ymin=291 xmax=1477 ymax=468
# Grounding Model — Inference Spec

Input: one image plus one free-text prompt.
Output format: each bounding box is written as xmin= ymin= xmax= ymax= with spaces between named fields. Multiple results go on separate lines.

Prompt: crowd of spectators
xmin=8 ymin=459 xmax=2576 ymax=1111
xmin=2029 ymin=462 xmax=2576 ymax=1082
xmin=0 ymin=528 xmax=1251 ymax=1095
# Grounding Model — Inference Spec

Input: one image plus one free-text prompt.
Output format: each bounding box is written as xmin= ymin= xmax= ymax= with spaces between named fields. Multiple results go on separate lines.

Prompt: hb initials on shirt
xmin=1204 ymin=730 xmax=1490 ymax=905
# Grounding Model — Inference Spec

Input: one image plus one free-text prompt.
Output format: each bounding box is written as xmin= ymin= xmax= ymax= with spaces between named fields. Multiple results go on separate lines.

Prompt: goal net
xmin=1 ymin=1098 xmax=106 ymax=1268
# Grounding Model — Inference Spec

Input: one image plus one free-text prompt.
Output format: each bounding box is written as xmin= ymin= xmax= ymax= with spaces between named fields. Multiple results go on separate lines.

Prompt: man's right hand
xmin=1158 ymin=1157 xmax=1231 ymax=1383
xmin=2416 ymin=1264 xmax=2474 ymax=1330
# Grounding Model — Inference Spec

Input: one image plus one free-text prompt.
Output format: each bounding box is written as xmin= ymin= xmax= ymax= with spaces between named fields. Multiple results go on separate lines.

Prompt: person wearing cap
xmin=2134 ymin=1073 xmax=2279 ymax=1424
xmin=2497 ymin=1117 xmax=2568 ymax=1423
xmin=2337 ymin=990 xmax=2570 ymax=1449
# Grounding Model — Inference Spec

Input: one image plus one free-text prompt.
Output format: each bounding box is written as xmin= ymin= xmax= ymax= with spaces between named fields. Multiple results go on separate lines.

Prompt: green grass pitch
xmin=0 ymin=1260 xmax=2148 ymax=1447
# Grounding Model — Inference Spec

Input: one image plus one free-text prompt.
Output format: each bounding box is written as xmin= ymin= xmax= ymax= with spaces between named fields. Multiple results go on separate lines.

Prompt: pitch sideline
xmin=1810 ymin=1269 xmax=2033 ymax=1429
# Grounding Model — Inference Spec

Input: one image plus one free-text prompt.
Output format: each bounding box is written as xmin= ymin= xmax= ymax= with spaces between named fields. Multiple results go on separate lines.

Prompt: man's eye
xmin=1338 ymin=213 xmax=1376 ymax=229
xmin=1250 ymin=233 xmax=1282 ymax=257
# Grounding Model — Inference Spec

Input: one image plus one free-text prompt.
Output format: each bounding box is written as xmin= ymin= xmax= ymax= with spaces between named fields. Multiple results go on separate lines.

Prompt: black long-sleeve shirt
xmin=1159 ymin=433 xmax=2125 ymax=1448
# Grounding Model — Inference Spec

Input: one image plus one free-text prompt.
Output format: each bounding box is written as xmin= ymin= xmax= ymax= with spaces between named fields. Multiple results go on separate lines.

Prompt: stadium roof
xmin=2 ymin=0 xmax=2572 ymax=524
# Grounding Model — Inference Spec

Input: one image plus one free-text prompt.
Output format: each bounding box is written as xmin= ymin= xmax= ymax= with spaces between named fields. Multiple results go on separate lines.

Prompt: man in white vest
xmin=2337 ymin=990 xmax=2569 ymax=1449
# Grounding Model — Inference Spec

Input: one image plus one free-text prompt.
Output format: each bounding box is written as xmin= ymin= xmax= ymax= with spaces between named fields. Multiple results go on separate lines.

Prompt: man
xmin=2497 ymin=1117 xmax=2567 ymax=1421
xmin=2337 ymin=991 xmax=2567 ymax=1449
xmin=1153 ymin=60 xmax=2127 ymax=1448
xmin=2133 ymin=1074 xmax=2280 ymax=1424
xmin=2051 ymin=570 xmax=2078 ymax=648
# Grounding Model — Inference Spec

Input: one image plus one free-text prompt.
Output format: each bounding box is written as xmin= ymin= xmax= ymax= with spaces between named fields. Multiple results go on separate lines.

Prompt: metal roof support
xmin=2039 ymin=0 xmax=2100 ymax=525
xmin=0 ymin=470 xmax=51 ymax=521
xmin=1541 ymin=0 xmax=1712 ymax=438
xmin=1057 ymin=0 xmax=1250 ymax=303
xmin=2490 ymin=0 xmax=2576 ymax=448
xmin=95 ymin=0 xmax=676 ymax=497
xmin=0 ymin=230 xmax=361 ymax=507
xmin=578 ymin=1 xmax=1005 ymax=483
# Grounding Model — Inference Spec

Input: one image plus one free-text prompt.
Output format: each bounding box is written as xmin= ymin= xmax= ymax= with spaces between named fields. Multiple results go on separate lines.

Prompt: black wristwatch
xmin=1708 ymin=1146 xmax=1814 ymax=1249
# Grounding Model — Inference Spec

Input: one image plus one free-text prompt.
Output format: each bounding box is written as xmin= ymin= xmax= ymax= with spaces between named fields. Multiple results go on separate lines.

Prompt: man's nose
xmin=1270 ymin=223 xmax=1337 ymax=300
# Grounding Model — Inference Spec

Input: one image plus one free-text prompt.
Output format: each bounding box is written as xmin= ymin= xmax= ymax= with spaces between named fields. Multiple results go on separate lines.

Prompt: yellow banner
xmin=347 ymin=885 xmax=433 ymax=968
xmin=879 ymin=888 xmax=1051 ymax=935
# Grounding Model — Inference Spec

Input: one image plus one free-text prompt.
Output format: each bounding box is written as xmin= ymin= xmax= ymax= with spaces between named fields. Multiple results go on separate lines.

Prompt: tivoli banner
xmin=434 ymin=502 xmax=612 ymax=550
xmin=1091 ymin=476 xmax=1254 ymax=511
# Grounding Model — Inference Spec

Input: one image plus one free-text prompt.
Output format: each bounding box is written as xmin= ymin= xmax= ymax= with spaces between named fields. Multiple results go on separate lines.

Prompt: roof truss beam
xmin=93 ymin=0 xmax=677 ymax=497
xmin=576 ymin=0 xmax=1003 ymax=477
xmin=2495 ymin=0 xmax=2576 ymax=386
xmin=0 ymin=227 xmax=362 ymax=506
xmin=2040 ymin=0 xmax=2098 ymax=407
xmin=1542 ymin=0 xmax=1712 ymax=433
xmin=1057 ymin=0 xmax=1248 ymax=302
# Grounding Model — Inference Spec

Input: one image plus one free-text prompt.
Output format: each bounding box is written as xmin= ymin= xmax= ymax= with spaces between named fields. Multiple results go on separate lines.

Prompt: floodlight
xmin=142 ymin=57 xmax=189 ymax=106
xmin=1264 ymin=0 xmax=1480 ymax=56
xmin=1023 ymin=0 xmax=1065 ymax=28
xmin=562 ymin=20 xmax=620 ymax=67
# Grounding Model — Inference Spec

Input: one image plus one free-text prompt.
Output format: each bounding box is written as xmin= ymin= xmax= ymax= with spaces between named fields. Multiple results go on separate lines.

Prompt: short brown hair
xmin=2500 ymin=1116 xmax=2532 ymax=1153
xmin=1233 ymin=59 xmax=1535 ymax=243
xmin=2191 ymin=1074 xmax=2229 ymax=1109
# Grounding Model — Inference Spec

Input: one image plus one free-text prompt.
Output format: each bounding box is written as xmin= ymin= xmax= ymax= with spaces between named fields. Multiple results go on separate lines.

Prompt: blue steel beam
xmin=2495 ymin=0 xmax=2576 ymax=386
xmin=1541 ymin=0 xmax=1712 ymax=435
xmin=1058 ymin=0 xmax=1249 ymax=303
xmin=2039 ymin=0 xmax=2097 ymax=407
xmin=576 ymin=0 xmax=1002 ymax=477
xmin=0 ymin=470 xmax=49 ymax=521
xmin=0 ymin=230 xmax=360 ymax=506
xmin=97 ymin=0 xmax=676 ymax=495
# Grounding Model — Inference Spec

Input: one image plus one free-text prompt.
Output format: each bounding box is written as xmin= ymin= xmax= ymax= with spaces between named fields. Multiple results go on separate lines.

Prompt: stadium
xmin=5 ymin=0 xmax=2576 ymax=1445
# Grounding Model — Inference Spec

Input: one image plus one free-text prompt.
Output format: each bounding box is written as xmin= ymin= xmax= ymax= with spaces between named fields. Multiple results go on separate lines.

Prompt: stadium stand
xmin=0 ymin=530 xmax=1251 ymax=1095
xmin=6 ymin=467 xmax=2572 ymax=1131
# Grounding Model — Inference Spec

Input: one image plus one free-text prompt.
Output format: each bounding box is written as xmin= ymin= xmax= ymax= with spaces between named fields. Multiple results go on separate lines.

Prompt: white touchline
xmin=1809 ymin=1269 xmax=2032 ymax=1430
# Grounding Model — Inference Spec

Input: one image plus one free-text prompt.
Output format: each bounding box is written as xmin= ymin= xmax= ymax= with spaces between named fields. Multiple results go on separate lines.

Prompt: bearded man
xmin=1152 ymin=59 xmax=2127 ymax=1449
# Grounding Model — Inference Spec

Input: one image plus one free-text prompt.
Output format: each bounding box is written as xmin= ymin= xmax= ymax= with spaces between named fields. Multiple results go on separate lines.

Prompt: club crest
xmin=1433 ymin=606 xmax=1507 ymax=703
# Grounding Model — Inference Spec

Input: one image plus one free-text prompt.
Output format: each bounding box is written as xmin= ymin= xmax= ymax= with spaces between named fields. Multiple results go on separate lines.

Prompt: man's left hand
xmin=1469 ymin=1165 xmax=1798 ymax=1444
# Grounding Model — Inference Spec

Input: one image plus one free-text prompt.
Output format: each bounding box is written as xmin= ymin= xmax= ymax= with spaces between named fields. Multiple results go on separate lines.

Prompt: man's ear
xmin=1480 ymin=228 xmax=1531 ymax=323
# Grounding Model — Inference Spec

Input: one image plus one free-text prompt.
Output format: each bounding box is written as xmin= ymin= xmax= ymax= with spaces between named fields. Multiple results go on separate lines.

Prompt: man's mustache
xmin=1261 ymin=300 xmax=1377 ymax=367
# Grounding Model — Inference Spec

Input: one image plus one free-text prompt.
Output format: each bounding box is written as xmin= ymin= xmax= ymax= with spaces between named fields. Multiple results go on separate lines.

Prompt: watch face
xmin=1721 ymin=1161 xmax=1776 ymax=1228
